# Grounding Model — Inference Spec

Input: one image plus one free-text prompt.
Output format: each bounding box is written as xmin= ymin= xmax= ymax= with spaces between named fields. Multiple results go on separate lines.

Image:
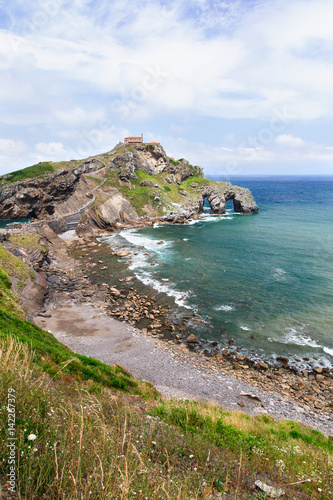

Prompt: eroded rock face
xmin=109 ymin=143 xmax=203 ymax=182
xmin=165 ymin=183 xmax=258 ymax=222
xmin=76 ymin=187 xmax=139 ymax=233
xmin=0 ymin=169 xmax=80 ymax=219
xmin=98 ymin=191 xmax=139 ymax=223
xmin=201 ymin=184 xmax=259 ymax=214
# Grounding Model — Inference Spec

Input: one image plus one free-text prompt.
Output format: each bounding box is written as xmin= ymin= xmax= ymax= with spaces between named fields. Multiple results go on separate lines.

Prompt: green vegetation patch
xmin=0 ymin=304 xmax=138 ymax=391
xmin=0 ymin=159 xmax=81 ymax=184
xmin=9 ymin=234 xmax=47 ymax=253
xmin=182 ymin=175 xmax=209 ymax=188
xmin=149 ymin=400 xmax=333 ymax=497
xmin=0 ymin=244 xmax=34 ymax=284
xmin=0 ymin=265 xmax=24 ymax=318
xmin=1 ymin=162 xmax=56 ymax=183
xmin=168 ymin=157 xmax=180 ymax=166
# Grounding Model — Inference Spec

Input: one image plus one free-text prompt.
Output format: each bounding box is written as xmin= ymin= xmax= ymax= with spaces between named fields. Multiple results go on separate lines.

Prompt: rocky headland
xmin=0 ymin=141 xmax=258 ymax=232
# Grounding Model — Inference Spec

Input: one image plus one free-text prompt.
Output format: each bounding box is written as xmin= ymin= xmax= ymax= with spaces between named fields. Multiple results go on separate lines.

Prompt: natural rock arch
xmin=199 ymin=185 xmax=258 ymax=214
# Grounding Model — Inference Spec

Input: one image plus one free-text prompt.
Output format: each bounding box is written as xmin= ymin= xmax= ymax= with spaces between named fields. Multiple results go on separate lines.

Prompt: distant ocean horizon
xmin=101 ymin=175 xmax=333 ymax=369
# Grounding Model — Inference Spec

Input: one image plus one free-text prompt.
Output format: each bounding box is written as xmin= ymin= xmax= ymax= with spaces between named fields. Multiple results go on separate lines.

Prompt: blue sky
xmin=1 ymin=0 xmax=333 ymax=176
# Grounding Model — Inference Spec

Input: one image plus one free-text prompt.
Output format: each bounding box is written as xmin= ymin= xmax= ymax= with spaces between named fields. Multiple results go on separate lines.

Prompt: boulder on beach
xmin=115 ymin=250 xmax=131 ymax=257
xmin=186 ymin=334 xmax=198 ymax=343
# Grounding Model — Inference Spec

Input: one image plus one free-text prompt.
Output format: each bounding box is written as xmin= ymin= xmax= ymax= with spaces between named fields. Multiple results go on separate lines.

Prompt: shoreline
xmin=34 ymin=300 xmax=333 ymax=435
xmin=32 ymin=228 xmax=333 ymax=434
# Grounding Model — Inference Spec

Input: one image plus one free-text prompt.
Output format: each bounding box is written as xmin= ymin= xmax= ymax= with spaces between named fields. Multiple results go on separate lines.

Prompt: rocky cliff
xmin=0 ymin=142 xmax=258 ymax=230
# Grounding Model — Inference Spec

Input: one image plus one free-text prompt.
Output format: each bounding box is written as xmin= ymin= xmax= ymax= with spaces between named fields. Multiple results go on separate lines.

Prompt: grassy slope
xmin=0 ymin=143 xmax=129 ymax=185
xmin=0 ymin=250 xmax=332 ymax=498
xmin=0 ymin=244 xmax=34 ymax=289
xmin=9 ymin=233 xmax=48 ymax=253
xmin=0 ymin=160 xmax=83 ymax=184
xmin=0 ymin=246 xmax=153 ymax=395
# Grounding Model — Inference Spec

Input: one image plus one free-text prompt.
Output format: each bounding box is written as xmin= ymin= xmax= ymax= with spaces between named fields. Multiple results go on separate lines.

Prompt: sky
xmin=1 ymin=0 xmax=333 ymax=176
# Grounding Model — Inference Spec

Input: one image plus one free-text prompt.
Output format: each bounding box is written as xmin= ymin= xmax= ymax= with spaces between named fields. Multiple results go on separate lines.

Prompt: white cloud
xmin=55 ymin=107 xmax=106 ymax=127
xmin=0 ymin=138 xmax=28 ymax=156
xmin=35 ymin=142 xmax=67 ymax=157
xmin=163 ymin=133 xmax=333 ymax=176
xmin=1 ymin=1 xmax=333 ymax=174
xmin=275 ymin=134 xmax=306 ymax=147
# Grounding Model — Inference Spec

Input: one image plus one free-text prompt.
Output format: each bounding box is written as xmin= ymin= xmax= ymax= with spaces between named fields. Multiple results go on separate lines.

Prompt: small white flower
xmin=28 ymin=434 xmax=37 ymax=441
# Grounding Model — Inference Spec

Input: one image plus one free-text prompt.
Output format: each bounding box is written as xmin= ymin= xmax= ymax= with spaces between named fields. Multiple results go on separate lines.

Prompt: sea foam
xmin=324 ymin=346 xmax=333 ymax=357
xmin=213 ymin=304 xmax=234 ymax=312
xmin=278 ymin=326 xmax=320 ymax=348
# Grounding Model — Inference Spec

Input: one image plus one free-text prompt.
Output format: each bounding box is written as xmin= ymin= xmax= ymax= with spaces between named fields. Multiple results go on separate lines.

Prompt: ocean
xmin=0 ymin=219 xmax=30 ymax=228
xmin=93 ymin=176 xmax=331 ymax=368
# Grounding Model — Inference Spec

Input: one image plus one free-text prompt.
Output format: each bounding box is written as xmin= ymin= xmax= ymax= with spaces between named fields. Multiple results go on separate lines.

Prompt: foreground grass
xmin=0 ymin=337 xmax=333 ymax=499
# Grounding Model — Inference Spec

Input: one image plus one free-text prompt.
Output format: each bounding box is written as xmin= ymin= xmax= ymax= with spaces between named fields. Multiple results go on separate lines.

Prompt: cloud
xmin=55 ymin=107 xmax=106 ymax=127
xmin=0 ymin=138 xmax=28 ymax=157
xmin=0 ymin=0 xmax=333 ymax=174
xmin=2 ymin=0 xmax=332 ymax=123
xmin=163 ymin=133 xmax=333 ymax=176
xmin=35 ymin=142 xmax=67 ymax=157
xmin=275 ymin=134 xmax=306 ymax=147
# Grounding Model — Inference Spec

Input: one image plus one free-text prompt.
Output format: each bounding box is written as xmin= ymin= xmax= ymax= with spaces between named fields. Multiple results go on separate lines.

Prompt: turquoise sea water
xmin=103 ymin=176 xmax=333 ymax=369
xmin=0 ymin=219 xmax=31 ymax=228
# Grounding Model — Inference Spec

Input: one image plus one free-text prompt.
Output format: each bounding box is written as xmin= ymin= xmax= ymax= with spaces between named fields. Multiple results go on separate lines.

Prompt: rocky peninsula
xmin=0 ymin=141 xmax=258 ymax=231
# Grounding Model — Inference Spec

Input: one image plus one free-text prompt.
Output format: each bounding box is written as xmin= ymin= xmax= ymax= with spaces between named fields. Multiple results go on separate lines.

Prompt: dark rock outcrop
xmin=0 ymin=169 xmax=80 ymax=219
xmin=140 ymin=180 xmax=155 ymax=187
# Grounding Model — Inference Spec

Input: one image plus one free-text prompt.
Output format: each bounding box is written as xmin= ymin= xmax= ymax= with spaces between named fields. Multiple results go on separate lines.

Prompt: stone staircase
xmin=65 ymin=212 xmax=82 ymax=231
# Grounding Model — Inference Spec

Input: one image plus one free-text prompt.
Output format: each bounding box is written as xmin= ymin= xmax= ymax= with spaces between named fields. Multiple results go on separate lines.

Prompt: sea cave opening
xmin=224 ymin=198 xmax=234 ymax=212
xmin=203 ymin=196 xmax=211 ymax=214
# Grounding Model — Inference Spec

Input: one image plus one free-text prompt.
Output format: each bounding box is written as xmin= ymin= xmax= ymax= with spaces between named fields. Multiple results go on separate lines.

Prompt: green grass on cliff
xmin=0 ymin=244 xmax=34 ymax=285
xmin=0 ymin=159 xmax=81 ymax=184
xmin=9 ymin=233 xmax=47 ymax=253
xmin=104 ymin=169 xmax=209 ymax=216
xmin=1 ymin=162 xmax=56 ymax=183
